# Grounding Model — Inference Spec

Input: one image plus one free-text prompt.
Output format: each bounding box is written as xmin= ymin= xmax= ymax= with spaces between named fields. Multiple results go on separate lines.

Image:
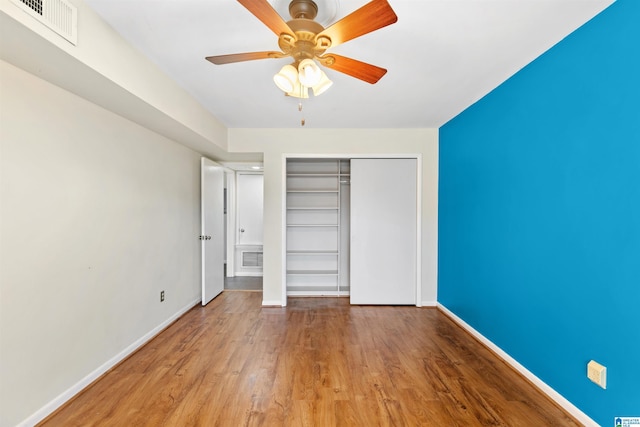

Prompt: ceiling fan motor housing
xmin=279 ymin=18 xmax=328 ymax=63
xmin=289 ymin=0 xmax=318 ymax=20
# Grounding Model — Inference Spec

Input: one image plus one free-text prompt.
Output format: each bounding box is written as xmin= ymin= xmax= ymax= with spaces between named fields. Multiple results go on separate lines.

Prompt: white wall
xmin=228 ymin=129 xmax=439 ymax=306
xmin=0 ymin=60 xmax=202 ymax=427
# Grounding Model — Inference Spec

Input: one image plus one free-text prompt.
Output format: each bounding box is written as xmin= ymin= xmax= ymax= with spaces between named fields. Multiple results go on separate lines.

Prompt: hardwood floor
xmin=40 ymin=292 xmax=581 ymax=426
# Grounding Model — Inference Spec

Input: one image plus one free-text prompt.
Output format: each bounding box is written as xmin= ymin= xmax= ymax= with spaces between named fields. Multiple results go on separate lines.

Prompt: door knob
xmin=240 ymin=228 xmax=245 ymax=233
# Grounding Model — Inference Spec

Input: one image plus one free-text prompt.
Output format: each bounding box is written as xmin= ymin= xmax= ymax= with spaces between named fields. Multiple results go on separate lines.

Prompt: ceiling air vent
xmin=12 ymin=0 xmax=77 ymax=45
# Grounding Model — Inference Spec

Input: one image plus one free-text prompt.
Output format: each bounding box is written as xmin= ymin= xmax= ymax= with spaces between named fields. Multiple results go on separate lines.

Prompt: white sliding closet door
xmin=350 ymin=158 xmax=417 ymax=305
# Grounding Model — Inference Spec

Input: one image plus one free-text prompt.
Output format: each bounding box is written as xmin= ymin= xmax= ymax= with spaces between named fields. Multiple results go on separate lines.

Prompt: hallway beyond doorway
xmin=224 ymin=275 xmax=262 ymax=291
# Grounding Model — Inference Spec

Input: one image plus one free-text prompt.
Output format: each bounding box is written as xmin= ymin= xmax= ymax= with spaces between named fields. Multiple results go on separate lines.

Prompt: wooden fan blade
xmin=237 ymin=0 xmax=295 ymax=37
xmin=319 ymin=54 xmax=387 ymax=84
xmin=316 ymin=0 xmax=397 ymax=48
xmin=206 ymin=51 xmax=286 ymax=65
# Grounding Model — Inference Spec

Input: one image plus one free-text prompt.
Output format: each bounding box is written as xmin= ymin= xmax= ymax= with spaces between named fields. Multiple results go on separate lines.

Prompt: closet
xmin=286 ymin=159 xmax=350 ymax=296
xmin=286 ymin=157 xmax=418 ymax=304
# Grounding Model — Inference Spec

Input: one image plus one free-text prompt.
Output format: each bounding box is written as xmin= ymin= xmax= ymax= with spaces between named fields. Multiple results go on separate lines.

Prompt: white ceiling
xmin=84 ymin=0 xmax=613 ymax=129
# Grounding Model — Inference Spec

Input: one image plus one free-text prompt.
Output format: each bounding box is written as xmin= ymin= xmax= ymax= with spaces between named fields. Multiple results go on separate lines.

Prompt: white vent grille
xmin=242 ymin=251 xmax=263 ymax=268
xmin=12 ymin=0 xmax=77 ymax=45
xmin=19 ymin=0 xmax=42 ymax=14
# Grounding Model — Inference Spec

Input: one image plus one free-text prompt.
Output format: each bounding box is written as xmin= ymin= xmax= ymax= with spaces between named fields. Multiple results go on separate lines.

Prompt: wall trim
xmin=20 ymin=298 xmax=200 ymax=427
xmin=437 ymin=303 xmax=598 ymax=427
xmin=225 ymin=170 xmax=236 ymax=277
xmin=262 ymin=300 xmax=284 ymax=307
xmin=421 ymin=300 xmax=438 ymax=307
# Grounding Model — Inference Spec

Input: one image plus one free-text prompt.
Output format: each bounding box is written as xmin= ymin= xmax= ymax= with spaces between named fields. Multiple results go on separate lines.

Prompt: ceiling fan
xmin=205 ymin=0 xmax=398 ymax=97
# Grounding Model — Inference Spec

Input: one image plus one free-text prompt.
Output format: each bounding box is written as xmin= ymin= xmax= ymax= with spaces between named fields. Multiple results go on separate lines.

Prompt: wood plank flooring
xmin=40 ymin=292 xmax=581 ymax=426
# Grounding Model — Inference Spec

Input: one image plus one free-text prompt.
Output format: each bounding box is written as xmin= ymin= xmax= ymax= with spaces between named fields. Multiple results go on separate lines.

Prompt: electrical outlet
xmin=587 ymin=360 xmax=606 ymax=389
xmin=160 ymin=291 xmax=165 ymax=302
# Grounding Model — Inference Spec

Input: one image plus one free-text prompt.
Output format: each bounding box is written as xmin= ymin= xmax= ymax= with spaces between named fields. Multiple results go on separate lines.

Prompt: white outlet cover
xmin=587 ymin=360 xmax=607 ymax=389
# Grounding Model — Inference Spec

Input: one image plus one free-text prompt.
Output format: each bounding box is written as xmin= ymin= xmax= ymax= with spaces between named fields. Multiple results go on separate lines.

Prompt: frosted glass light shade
xmin=297 ymin=59 xmax=322 ymax=87
xmin=312 ymin=71 xmax=333 ymax=96
xmin=273 ymin=64 xmax=298 ymax=93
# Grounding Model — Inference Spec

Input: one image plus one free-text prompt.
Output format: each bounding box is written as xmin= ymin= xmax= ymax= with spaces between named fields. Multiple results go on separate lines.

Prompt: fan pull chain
xmin=298 ymin=89 xmax=305 ymax=126
xmin=299 ymin=102 xmax=305 ymax=126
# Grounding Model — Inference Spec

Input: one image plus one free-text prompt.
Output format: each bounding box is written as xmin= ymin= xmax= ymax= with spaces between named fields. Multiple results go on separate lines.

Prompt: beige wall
xmin=0 ymin=60 xmax=202 ymax=427
xmin=229 ymin=128 xmax=439 ymax=306
xmin=1 ymin=2 xmax=232 ymax=424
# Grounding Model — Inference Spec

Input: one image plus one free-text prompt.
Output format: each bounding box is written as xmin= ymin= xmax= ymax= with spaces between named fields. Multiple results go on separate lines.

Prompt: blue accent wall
xmin=438 ymin=1 xmax=640 ymax=425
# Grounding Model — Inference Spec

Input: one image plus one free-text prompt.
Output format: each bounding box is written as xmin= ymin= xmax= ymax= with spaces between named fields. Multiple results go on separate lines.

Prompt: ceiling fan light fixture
xmin=273 ymin=64 xmax=298 ymax=93
xmin=312 ymin=70 xmax=333 ymax=96
xmin=286 ymin=80 xmax=309 ymax=99
xmin=297 ymin=59 xmax=322 ymax=87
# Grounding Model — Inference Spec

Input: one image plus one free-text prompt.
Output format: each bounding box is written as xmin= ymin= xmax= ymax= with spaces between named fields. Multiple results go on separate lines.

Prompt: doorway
xmin=221 ymin=163 xmax=264 ymax=291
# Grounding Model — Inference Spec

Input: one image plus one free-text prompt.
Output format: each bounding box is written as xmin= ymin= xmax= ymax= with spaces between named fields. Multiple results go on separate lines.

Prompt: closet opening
xmin=284 ymin=155 xmax=422 ymax=305
xmin=286 ymin=158 xmax=350 ymax=296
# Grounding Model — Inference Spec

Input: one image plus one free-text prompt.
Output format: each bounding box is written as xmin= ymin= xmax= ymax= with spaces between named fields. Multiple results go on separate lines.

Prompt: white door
xmin=350 ymin=158 xmax=417 ymax=305
xmin=236 ymin=173 xmax=264 ymax=245
xmin=201 ymin=158 xmax=225 ymax=305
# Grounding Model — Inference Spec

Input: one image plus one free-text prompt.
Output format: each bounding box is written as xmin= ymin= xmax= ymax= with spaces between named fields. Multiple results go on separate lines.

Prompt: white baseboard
xmin=19 ymin=298 xmax=200 ymax=427
xmin=234 ymin=272 xmax=263 ymax=277
xmin=437 ymin=304 xmax=598 ymax=427
xmin=262 ymin=300 xmax=284 ymax=307
xmin=421 ymin=300 xmax=438 ymax=307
